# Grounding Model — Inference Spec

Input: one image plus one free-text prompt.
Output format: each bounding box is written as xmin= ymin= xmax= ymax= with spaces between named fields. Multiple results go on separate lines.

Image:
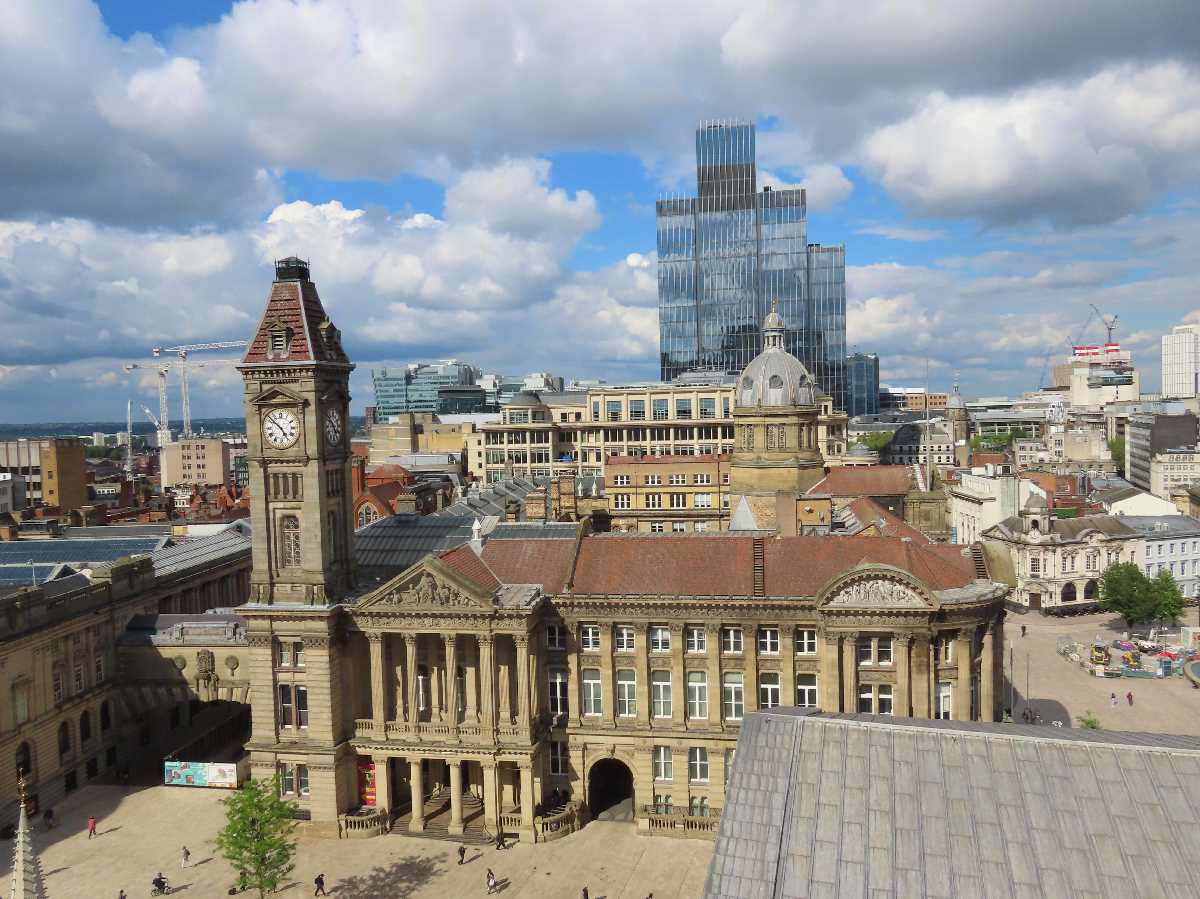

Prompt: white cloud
xmin=856 ymin=224 xmax=948 ymax=242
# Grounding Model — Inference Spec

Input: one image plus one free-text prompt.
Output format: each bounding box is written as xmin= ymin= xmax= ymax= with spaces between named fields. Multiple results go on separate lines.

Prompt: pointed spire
xmin=10 ymin=775 xmax=47 ymax=899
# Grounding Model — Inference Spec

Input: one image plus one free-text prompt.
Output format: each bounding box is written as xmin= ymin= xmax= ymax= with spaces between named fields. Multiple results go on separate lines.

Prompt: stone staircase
xmin=405 ymin=793 xmax=493 ymax=846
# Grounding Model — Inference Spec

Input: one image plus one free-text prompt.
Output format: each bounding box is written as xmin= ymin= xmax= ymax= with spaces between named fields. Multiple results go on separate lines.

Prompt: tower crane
xmin=1089 ymin=304 xmax=1119 ymax=344
xmin=147 ymin=339 xmax=249 ymax=439
xmin=123 ymin=362 xmax=172 ymax=447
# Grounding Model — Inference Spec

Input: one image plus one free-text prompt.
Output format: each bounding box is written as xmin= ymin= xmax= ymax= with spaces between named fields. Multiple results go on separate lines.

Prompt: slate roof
xmin=1118 ymin=515 xmax=1200 ymax=538
xmin=143 ymin=530 xmax=250 ymax=579
xmin=241 ymin=265 xmax=350 ymax=365
xmin=706 ymin=709 xmax=1200 ymax=899
xmin=986 ymin=513 xmax=1136 ymax=543
xmin=0 ymin=536 xmax=167 ymax=566
xmin=354 ymin=514 xmax=481 ymax=584
xmin=808 ymin=466 xmax=916 ymax=498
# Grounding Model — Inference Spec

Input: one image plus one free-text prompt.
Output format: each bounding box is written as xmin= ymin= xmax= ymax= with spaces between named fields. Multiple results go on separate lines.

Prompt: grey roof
xmin=61 ymin=524 xmax=174 ymax=538
xmin=986 ymin=513 xmax=1136 ymax=543
xmin=0 ymin=536 xmax=167 ymax=566
xmin=354 ymin=513 xmax=481 ymax=584
xmin=143 ymin=530 xmax=250 ymax=579
xmin=1091 ymin=485 xmax=1143 ymax=504
xmin=488 ymin=521 xmax=579 ymax=540
xmin=737 ymin=340 xmax=817 ymax=407
xmin=706 ymin=709 xmax=1200 ymax=899
xmin=1118 ymin=515 xmax=1200 ymax=538
xmin=118 ymin=611 xmax=247 ymax=646
xmin=433 ymin=477 xmax=537 ymax=518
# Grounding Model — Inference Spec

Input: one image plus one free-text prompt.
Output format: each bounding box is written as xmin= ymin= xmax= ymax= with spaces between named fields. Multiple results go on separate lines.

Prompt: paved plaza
xmin=0 ymin=781 xmax=713 ymax=898
xmin=1005 ymin=609 xmax=1200 ymax=736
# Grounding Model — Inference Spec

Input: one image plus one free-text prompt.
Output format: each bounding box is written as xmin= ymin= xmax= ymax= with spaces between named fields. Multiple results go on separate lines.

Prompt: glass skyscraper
xmin=657 ymin=121 xmax=847 ymax=410
xmin=847 ymin=352 xmax=880 ymax=418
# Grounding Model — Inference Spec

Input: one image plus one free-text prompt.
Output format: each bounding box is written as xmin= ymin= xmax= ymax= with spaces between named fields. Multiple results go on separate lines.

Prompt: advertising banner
xmin=164 ymin=760 xmax=240 ymax=789
xmin=358 ymin=759 xmax=377 ymax=807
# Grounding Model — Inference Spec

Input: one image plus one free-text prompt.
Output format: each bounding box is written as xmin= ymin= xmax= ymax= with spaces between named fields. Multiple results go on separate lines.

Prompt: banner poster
xmin=164 ymin=760 xmax=239 ymax=789
xmin=358 ymin=759 xmax=377 ymax=807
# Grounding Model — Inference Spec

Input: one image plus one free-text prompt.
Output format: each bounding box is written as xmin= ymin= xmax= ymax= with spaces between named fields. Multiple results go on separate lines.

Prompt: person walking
xmin=87 ymin=814 xmax=97 ymax=839
xmin=582 ymin=887 xmax=590 ymax=899
xmin=1021 ymin=624 xmax=1026 ymax=638
xmin=495 ymin=831 xmax=506 ymax=850
xmin=458 ymin=845 xmax=467 ymax=865
xmin=1110 ymin=692 xmax=1118 ymax=707
xmin=486 ymin=868 xmax=497 ymax=895
xmin=180 ymin=845 xmax=190 ymax=869
xmin=1127 ymin=690 xmax=1134 ymax=706
xmin=314 ymin=872 xmax=327 ymax=896
xmin=118 ymin=891 xmax=127 ymax=899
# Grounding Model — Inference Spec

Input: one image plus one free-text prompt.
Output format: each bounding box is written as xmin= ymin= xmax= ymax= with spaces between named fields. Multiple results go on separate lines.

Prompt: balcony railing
xmin=354 ymin=718 xmax=519 ymax=743
xmin=640 ymin=805 xmax=722 ymax=839
xmin=536 ymin=801 xmax=584 ymax=843
xmin=337 ymin=809 xmax=390 ymax=839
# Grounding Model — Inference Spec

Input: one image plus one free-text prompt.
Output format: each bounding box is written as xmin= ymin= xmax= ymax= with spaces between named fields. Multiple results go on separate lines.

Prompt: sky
xmin=3 ymin=1 xmax=1200 ymax=422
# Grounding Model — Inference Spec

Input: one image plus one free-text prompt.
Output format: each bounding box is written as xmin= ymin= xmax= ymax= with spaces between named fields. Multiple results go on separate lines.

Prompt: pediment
xmin=357 ymin=559 xmax=495 ymax=612
xmin=816 ymin=565 xmax=937 ymax=611
xmin=250 ymin=384 xmax=309 ymax=407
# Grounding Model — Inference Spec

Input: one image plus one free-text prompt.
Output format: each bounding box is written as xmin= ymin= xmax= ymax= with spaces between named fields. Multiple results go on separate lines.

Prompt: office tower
xmin=1162 ymin=324 xmax=1200 ymax=398
xmin=657 ymin=120 xmax=847 ymax=410
xmin=371 ymin=360 xmax=484 ymax=418
xmin=847 ymin=352 xmax=880 ymax=417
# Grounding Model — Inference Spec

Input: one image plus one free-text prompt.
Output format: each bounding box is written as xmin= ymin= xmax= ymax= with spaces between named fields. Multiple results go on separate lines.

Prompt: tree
xmin=1075 ymin=710 xmax=1101 ymax=730
xmin=1108 ymin=437 xmax=1126 ymax=474
xmin=215 ymin=777 xmax=298 ymax=898
xmin=857 ymin=431 xmax=894 ymax=452
xmin=1099 ymin=562 xmax=1184 ymax=628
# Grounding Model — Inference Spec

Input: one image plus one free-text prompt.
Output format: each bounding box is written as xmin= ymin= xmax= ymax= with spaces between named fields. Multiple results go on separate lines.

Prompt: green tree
xmin=1099 ymin=562 xmax=1184 ymax=628
xmin=1108 ymin=437 xmax=1125 ymax=472
xmin=1075 ymin=710 xmax=1101 ymax=730
xmin=857 ymin=431 xmax=894 ymax=452
xmin=1150 ymin=568 xmax=1185 ymax=623
xmin=215 ymin=777 xmax=298 ymax=898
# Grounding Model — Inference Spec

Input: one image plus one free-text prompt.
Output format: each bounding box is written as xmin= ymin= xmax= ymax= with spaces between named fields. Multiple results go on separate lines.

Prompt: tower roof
xmin=9 ymin=777 xmax=46 ymax=899
xmin=737 ymin=302 xmax=817 ymax=407
xmin=241 ymin=258 xmax=350 ymax=366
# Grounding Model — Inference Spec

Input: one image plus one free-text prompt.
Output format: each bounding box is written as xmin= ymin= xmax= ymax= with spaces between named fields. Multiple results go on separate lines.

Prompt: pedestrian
xmin=118 ymin=891 xmax=127 ymax=899
xmin=458 ymin=845 xmax=467 ymax=865
xmin=314 ymin=872 xmax=327 ymax=896
xmin=1021 ymin=624 xmax=1026 ymax=637
xmin=582 ymin=887 xmax=589 ymax=899
xmin=87 ymin=814 xmax=97 ymax=839
xmin=1110 ymin=692 xmax=1118 ymax=707
xmin=486 ymin=868 xmax=497 ymax=895
xmin=495 ymin=831 xmax=505 ymax=850
xmin=181 ymin=845 xmax=190 ymax=869
xmin=1127 ymin=690 xmax=1134 ymax=706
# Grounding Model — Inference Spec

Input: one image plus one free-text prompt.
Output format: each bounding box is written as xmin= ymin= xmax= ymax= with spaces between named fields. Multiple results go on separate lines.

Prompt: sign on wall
xmin=163 ymin=760 xmax=240 ymax=789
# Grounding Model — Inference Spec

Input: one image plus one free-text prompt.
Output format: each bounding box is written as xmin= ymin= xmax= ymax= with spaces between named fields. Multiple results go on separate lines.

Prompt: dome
xmin=736 ymin=304 xmax=818 ymax=407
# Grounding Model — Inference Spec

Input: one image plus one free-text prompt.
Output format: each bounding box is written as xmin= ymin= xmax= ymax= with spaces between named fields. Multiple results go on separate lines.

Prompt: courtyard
xmin=1005 ymin=609 xmax=1200 ymax=736
xmin=0 ymin=780 xmax=713 ymax=898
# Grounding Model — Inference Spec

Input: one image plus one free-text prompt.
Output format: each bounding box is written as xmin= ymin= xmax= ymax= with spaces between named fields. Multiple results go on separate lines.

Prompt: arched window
xmin=15 ymin=742 xmax=31 ymax=779
xmin=58 ymin=721 xmax=71 ymax=760
xmin=80 ymin=710 xmax=92 ymax=743
xmin=279 ymin=516 xmax=301 ymax=568
xmin=357 ymin=505 xmax=380 ymax=530
xmin=1062 ymin=582 xmax=1077 ymax=603
xmin=100 ymin=700 xmax=112 ymax=732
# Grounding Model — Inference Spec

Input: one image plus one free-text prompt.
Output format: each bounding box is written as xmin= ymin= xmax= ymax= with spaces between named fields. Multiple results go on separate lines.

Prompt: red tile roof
xmin=242 ymin=277 xmax=350 ymax=365
xmin=438 ymin=538 xmax=576 ymax=595
xmin=367 ymin=464 xmax=415 ymax=485
xmin=763 ymin=536 xmax=975 ymax=595
xmin=845 ymin=497 xmax=932 ymax=543
xmin=808 ymin=465 xmax=916 ymax=497
xmin=571 ymin=535 xmax=755 ymax=596
xmin=439 ymin=544 xmax=501 ymax=592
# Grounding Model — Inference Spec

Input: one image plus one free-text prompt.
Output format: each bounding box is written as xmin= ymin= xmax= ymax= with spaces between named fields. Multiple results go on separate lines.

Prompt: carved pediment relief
xmin=250 ymin=384 xmax=308 ymax=408
xmin=360 ymin=566 xmax=494 ymax=612
xmin=818 ymin=571 xmax=935 ymax=611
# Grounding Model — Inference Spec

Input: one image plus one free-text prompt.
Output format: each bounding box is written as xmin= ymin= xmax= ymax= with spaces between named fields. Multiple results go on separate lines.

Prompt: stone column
xmin=519 ymin=758 xmax=536 ymax=839
xmin=465 ymin=638 xmax=478 ymax=723
xmin=481 ymin=760 xmax=500 ymax=831
xmin=912 ymin=634 xmax=931 ymax=718
xmin=842 ymin=633 xmax=859 ymax=713
xmin=705 ymin=623 xmax=722 ymax=724
xmin=744 ymin=624 xmax=759 ymax=713
xmin=954 ymin=629 xmax=973 ymax=721
xmin=528 ymin=639 xmax=540 ymax=721
xmin=404 ymin=634 xmax=418 ymax=726
xmin=497 ymin=639 xmax=512 ymax=725
xmin=600 ymin=623 xmax=615 ymax=726
xmin=368 ymin=632 xmax=387 ymax=739
xmin=565 ymin=625 xmax=582 ymax=727
xmin=818 ymin=633 xmax=840 ymax=712
xmin=634 ymin=623 xmax=650 ymax=725
xmin=372 ymin=754 xmax=392 ymax=822
xmin=515 ymin=634 xmax=531 ymax=729
xmin=448 ymin=759 xmax=465 ymax=836
xmin=781 ymin=627 xmax=796 ymax=707
xmin=670 ymin=623 xmax=685 ymax=725
xmin=444 ymin=634 xmax=459 ymax=730
xmin=408 ymin=759 xmax=425 ymax=833
xmin=980 ymin=622 xmax=996 ymax=723
xmin=479 ymin=635 xmax=496 ymax=736
xmin=895 ymin=634 xmax=912 ymax=718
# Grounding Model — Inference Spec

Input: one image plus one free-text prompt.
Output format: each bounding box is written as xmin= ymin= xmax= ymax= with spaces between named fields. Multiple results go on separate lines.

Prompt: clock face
xmin=263 ymin=408 xmax=300 ymax=449
xmin=324 ymin=409 xmax=343 ymax=446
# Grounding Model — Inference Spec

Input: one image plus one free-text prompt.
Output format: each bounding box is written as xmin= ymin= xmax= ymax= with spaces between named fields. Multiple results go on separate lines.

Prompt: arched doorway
xmin=1084 ymin=580 xmax=1099 ymax=602
xmin=1061 ymin=582 xmax=1077 ymax=604
xmin=588 ymin=758 xmax=634 ymax=822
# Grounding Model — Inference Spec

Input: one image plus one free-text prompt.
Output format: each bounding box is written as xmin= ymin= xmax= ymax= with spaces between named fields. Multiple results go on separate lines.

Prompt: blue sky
xmin=2 ymin=1 xmax=1200 ymax=421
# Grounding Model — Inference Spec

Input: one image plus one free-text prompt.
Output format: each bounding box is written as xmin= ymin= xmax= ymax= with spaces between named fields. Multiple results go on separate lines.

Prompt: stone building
xmin=233 ymin=263 xmax=1007 ymax=844
xmin=605 ymin=454 xmax=731 ymax=533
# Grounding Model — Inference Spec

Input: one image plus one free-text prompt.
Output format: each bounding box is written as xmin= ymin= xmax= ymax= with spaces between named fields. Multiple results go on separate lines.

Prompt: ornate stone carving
xmin=379 ymin=572 xmax=480 ymax=609
xmin=825 ymin=578 xmax=928 ymax=610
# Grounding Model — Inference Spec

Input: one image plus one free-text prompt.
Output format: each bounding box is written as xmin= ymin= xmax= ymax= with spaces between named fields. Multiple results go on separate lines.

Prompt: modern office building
xmin=1125 ymin=411 xmax=1200 ymax=496
xmin=1162 ymin=324 xmax=1200 ymax=398
xmin=372 ymin=361 xmax=485 ymax=418
xmin=656 ymin=121 xmax=847 ymax=410
xmin=846 ymin=353 xmax=880 ymax=417
xmin=0 ymin=438 xmax=87 ymax=511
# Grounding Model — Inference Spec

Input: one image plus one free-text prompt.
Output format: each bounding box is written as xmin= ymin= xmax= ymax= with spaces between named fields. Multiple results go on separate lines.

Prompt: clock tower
xmin=239 ymin=256 xmax=356 ymax=606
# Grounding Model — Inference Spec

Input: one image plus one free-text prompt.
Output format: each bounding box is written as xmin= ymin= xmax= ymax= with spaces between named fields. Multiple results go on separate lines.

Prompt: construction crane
xmin=1089 ymin=304 xmax=1119 ymax=344
xmin=152 ymin=341 xmax=248 ymax=439
xmin=123 ymin=362 xmax=172 ymax=446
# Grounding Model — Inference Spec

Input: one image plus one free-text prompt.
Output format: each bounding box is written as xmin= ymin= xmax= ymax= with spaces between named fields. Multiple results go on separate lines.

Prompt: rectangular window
xmin=73 ymin=663 xmax=85 ymax=695
xmin=295 ymin=686 xmax=308 ymax=728
xmin=645 ymin=473 xmax=662 ymax=486
xmin=650 ymin=521 xmax=664 ymax=533
xmin=796 ymin=673 xmax=818 ymax=707
xmin=668 ymin=473 xmax=687 ymax=485
xmin=722 ymin=672 xmax=744 ymax=721
xmin=616 ymin=670 xmax=637 ymax=717
xmin=688 ymin=747 xmax=709 ymax=782
xmin=877 ymin=637 xmax=893 ymax=665
xmin=53 ymin=670 xmax=64 ymax=705
xmin=629 ymin=400 xmax=646 ymax=421
xmin=672 ymin=522 xmax=687 ymax=532
xmin=580 ymin=625 xmax=601 ymax=651
xmin=550 ymin=741 xmax=569 ymax=776
xmin=878 ymin=685 xmax=894 ymax=716
xmin=699 ymin=398 xmax=716 ymax=419
xmin=795 ymin=629 xmax=817 ymax=655
xmin=686 ymin=626 xmax=706 ymax=653
xmin=759 ymin=672 xmax=780 ymax=709
xmin=546 ymin=624 xmax=566 ymax=650
xmin=669 ymin=493 xmax=687 ymax=509
xmin=612 ymin=493 xmax=631 ymax=510
xmin=721 ymin=627 xmax=743 ymax=653
xmin=940 ymin=638 xmax=954 ymax=664
xmin=653 ymin=399 xmax=669 ymax=420
xmin=293 ymin=642 xmax=304 ymax=668
xmin=695 ymin=473 xmax=711 ymax=485
xmin=612 ymin=474 xmax=630 ymax=486
xmin=14 ymin=682 xmax=30 ymax=725
xmin=94 ymin=654 xmax=105 ymax=684
xmin=676 ymin=399 xmax=692 ymax=419
xmin=615 ymin=625 xmax=636 ymax=652
xmin=548 ymin=669 xmax=569 ymax=717
xmin=1030 ymin=557 xmax=1040 ymax=575
xmin=583 ymin=669 xmax=602 ymax=716
xmin=645 ymin=493 xmax=663 ymax=509
xmin=279 ymin=684 xmax=294 ymax=728
xmin=695 ymin=493 xmax=712 ymax=508
xmin=687 ymin=671 xmax=708 ymax=718
xmin=695 ymin=521 xmax=709 ymax=532
xmin=606 ymin=401 xmax=621 ymax=422
xmin=650 ymin=626 xmax=671 ymax=653
xmin=652 ymin=671 xmax=672 ymax=718
xmin=592 ymin=401 xmax=600 ymax=421
xmin=280 ymin=765 xmax=295 ymax=795
xmin=858 ymin=685 xmax=875 ymax=713
xmin=936 ymin=682 xmax=953 ymax=720
xmin=653 ymin=745 xmax=673 ymax=781
xmin=758 ymin=627 xmax=780 ymax=655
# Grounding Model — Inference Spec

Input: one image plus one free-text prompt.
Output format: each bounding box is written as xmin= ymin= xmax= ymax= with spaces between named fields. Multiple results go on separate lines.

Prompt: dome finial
xmin=763 ymin=299 xmax=785 ymax=349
